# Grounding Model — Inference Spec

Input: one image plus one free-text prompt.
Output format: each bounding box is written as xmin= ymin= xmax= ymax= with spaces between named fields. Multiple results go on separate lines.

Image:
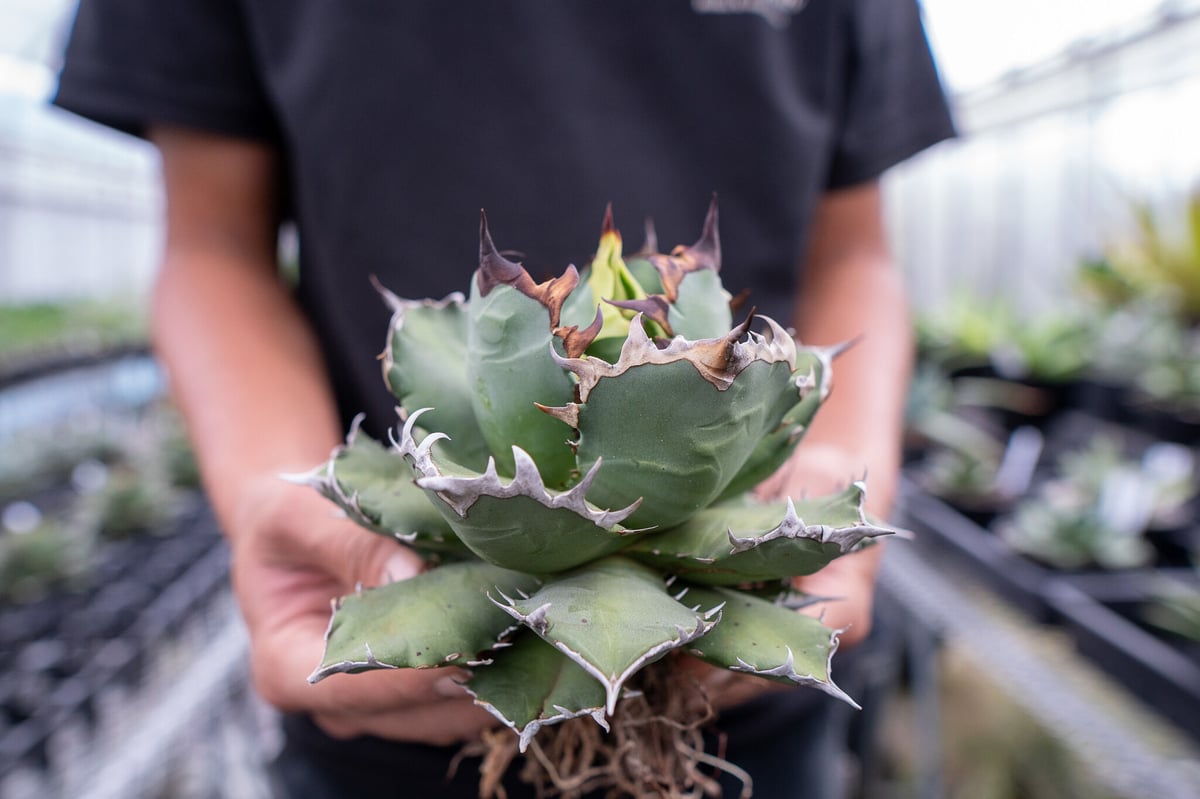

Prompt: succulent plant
xmin=0 ymin=516 xmax=93 ymax=602
xmin=997 ymin=436 xmax=1195 ymax=571
xmin=291 ymin=201 xmax=894 ymax=763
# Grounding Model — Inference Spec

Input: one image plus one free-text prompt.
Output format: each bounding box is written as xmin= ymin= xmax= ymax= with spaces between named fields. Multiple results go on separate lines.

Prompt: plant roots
xmin=458 ymin=659 xmax=753 ymax=799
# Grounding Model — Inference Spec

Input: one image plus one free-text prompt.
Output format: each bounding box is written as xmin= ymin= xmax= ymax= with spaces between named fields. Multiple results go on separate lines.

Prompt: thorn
xmin=370 ymin=274 xmax=405 ymax=312
xmin=524 ymin=602 xmax=553 ymax=634
xmin=477 ymin=210 xmax=527 ymax=297
xmin=829 ymin=337 xmax=860 ymax=358
xmin=490 ymin=588 xmax=517 ymax=608
xmin=638 ymin=217 xmax=658 ymax=255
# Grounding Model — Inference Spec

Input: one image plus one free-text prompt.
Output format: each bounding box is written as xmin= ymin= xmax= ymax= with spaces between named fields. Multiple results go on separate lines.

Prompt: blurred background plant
xmin=0 ymin=296 xmax=148 ymax=379
xmin=0 ymin=401 xmax=198 ymax=603
xmin=1078 ymin=192 xmax=1200 ymax=323
xmin=1142 ymin=572 xmax=1200 ymax=643
xmin=997 ymin=437 xmax=1196 ymax=570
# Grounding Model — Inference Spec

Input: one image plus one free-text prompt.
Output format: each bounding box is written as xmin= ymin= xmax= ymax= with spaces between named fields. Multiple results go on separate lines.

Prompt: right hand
xmin=228 ymin=474 xmax=501 ymax=744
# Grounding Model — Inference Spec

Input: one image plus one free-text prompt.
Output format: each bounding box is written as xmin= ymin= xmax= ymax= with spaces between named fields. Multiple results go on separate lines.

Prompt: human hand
xmin=227 ymin=474 xmax=499 ymax=745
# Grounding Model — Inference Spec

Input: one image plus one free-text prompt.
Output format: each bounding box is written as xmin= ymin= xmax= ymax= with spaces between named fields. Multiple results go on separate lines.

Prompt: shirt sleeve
xmin=53 ymin=0 xmax=277 ymax=141
xmin=825 ymin=0 xmax=956 ymax=189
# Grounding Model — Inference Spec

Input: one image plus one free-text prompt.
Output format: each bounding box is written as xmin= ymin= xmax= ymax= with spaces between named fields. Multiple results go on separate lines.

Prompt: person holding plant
xmin=54 ymin=1 xmax=954 ymax=796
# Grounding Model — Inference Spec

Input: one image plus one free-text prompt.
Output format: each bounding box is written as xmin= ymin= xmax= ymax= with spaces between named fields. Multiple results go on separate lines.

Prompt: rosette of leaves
xmin=291 ymin=201 xmax=894 ymax=757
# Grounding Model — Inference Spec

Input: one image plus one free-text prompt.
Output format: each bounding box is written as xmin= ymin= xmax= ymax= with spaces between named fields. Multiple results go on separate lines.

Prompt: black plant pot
xmin=948 ymin=367 xmax=1080 ymax=433
xmin=0 ymin=493 xmax=227 ymax=784
xmin=1067 ymin=378 xmax=1133 ymax=426
xmin=898 ymin=481 xmax=1059 ymax=622
xmin=1124 ymin=397 xmax=1200 ymax=447
xmin=899 ymin=480 xmax=1194 ymax=622
xmin=1145 ymin=525 xmax=1200 ymax=569
xmin=1045 ymin=573 xmax=1200 ymax=743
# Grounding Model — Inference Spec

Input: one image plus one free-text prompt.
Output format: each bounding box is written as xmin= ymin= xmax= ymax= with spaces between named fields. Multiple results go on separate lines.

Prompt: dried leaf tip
xmin=636 ymin=218 xmax=659 ymax=257
xmin=476 ymin=209 xmax=581 ymax=329
xmin=684 ymin=193 xmax=721 ymax=271
xmin=649 ymin=195 xmax=722 ymax=302
xmin=476 ymin=209 xmax=526 ymax=297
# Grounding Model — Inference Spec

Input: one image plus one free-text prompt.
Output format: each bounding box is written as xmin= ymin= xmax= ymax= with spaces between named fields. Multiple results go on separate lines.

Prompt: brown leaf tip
xmin=553 ymin=304 xmax=605 ymax=360
xmin=647 ymin=196 xmax=722 ymax=302
xmin=476 ymin=210 xmax=581 ymax=329
xmin=635 ymin=218 xmax=659 ymax=257
xmin=607 ymin=296 xmax=674 ymax=338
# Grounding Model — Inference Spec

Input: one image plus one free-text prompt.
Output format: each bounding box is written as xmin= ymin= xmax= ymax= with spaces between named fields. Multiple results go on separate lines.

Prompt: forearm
xmin=789 ymin=180 xmax=912 ymax=517
xmin=792 ymin=253 xmax=913 ymax=517
xmin=144 ymin=127 xmax=494 ymax=742
xmin=775 ymin=182 xmax=913 ymax=639
xmin=152 ymin=250 xmax=342 ymax=538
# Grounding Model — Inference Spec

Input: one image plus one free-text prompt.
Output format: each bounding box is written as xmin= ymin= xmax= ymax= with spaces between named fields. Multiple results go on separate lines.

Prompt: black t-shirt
xmin=55 ymin=0 xmax=954 ymax=438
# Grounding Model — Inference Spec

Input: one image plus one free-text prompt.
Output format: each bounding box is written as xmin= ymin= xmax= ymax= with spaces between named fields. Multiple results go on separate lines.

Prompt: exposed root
xmin=459 ymin=659 xmax=753 ymax=798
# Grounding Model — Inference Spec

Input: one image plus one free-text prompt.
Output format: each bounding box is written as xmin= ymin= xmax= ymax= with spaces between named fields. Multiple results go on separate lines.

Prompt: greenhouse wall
xmin=887 ymin=3 xmax=1200 ymax=319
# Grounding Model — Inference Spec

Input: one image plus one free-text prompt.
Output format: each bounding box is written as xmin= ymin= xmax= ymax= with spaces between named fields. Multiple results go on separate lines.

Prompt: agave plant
xmin=291 ymin=200 xmax=894 ymax=758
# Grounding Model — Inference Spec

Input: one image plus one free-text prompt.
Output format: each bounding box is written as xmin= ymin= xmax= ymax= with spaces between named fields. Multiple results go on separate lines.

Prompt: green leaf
xmin=309 ymin=561 xmax=541 ymax=682
xmin=716 ymin=344 xmax=837 ymax=500
xmin=467 ymin=278 xmax=577 ymax=487
xmin=680 ymin=585 xmax=857 ymax=706
xmin=624 ymin=257 xmax=664 ymax=295
xmin=465 ymin=632 xmax=608 ymax=751
xmin=560 ymin=266 xmax=603 ymax=331
xmin=283 ymin=418 xmax=466 ymax=558
xmin=431 ymin=492 xmax=640 ymax=573
xmin=585 ymin=223 xmax=652 ymax=349
xmin=625 ymin=483 xmax=893 ymax=585
xmin=668 ymin=268 xmax=732 ymax=341
xmin=397 ymin=413 xmax=642 ymax=572
xmin=572 ymin=351 xmax=799 ymax=529
xmin=379 ymin=288 xmax=492 ymax=471
xmin=493 ymin=556 xmax=718 ymax=713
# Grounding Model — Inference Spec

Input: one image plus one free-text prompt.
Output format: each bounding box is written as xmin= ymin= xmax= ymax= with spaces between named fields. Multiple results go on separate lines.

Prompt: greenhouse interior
xmin=2 ymin=1 xmax=1200 ymax=798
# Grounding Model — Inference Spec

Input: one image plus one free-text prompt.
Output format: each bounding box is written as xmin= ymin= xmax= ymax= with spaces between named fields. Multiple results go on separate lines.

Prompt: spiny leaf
xmin=397 ymin=411 xmax=643 ymax=572
xmin=680 ymin=585 xmax=857 ymax=707
xmin=467 ymin=230 xmax=578 ymax=486
xmin=547 ymin=324 xmax=800 ymax=529
xmin=492 ymin=557 xmax=719 ymax=713
xmin=310 ymin=561 xmax=541 ymax=682
xmin=282 ymin=416 xmax=466 ymax=558
xmin=378 ymin=286 xmax=491 ymax=471
xmin=465 ymin=632 xmax=608 ymax=752
xmin=716 ymin=343 xmax=844 ymax=500
xmin=625 ymin=483 xmax=893 ymax=585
